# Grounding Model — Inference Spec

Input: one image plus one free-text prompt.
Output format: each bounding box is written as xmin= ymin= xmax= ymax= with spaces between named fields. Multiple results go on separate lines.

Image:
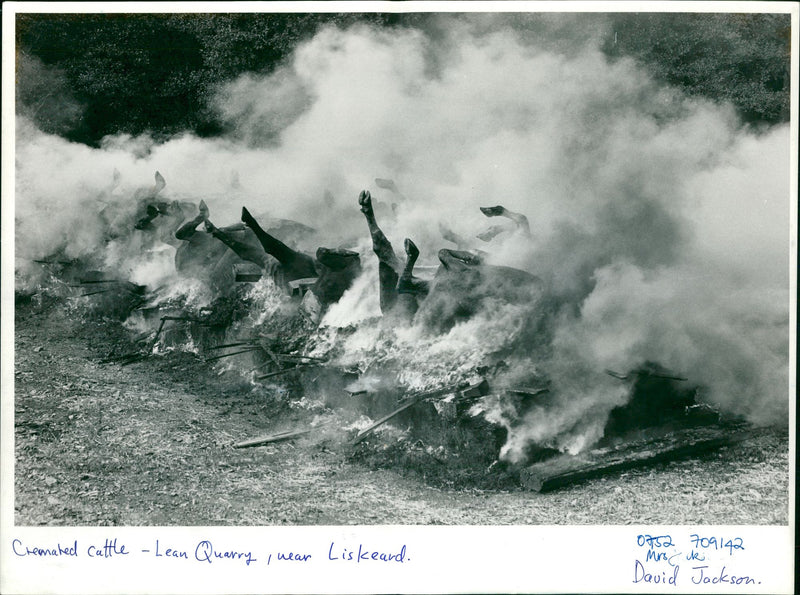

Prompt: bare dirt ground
xmin=13 ymin=296 xmax=790 ymax=526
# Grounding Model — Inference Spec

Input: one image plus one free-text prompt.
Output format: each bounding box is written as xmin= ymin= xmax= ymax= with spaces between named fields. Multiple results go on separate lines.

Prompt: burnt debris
xmin=19 ymin=174 xmax=739 ymax=492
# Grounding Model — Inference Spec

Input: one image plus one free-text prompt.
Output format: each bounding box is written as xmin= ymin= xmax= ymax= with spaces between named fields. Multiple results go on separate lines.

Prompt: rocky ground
xmin=12 ymin=293 xmax=790 ymax=526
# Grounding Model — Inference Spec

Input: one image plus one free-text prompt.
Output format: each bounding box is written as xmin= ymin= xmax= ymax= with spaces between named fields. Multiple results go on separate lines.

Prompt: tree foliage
xmin=15 ymin=12 xmax=791 ymax=145
xmin=604 ymin=13 xmax=791 ymax=124
xmin=15 ymin=13 xmax=419 ymax=144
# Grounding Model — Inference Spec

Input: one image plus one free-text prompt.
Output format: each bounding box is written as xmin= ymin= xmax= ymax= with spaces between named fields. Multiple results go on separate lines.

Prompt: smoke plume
xmin=15 ymin=18 xmax=791 ymax=458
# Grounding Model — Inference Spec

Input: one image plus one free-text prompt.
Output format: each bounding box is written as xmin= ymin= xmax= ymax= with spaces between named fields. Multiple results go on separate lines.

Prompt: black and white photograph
xmin=2 ymin=2 xmax=796 ymax=593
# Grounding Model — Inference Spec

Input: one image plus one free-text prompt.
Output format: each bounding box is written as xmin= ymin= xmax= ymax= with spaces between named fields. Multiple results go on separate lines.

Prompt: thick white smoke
xmin=15 ymin=19 xmax=792 ymax=457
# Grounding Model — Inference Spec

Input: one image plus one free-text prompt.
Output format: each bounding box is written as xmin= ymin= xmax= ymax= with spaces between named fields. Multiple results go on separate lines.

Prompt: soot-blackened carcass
xmin=351 ymin=189 xmax=734 ymax=490
xmin=36 ymin=171 xmax=188 ymax=288
xmin=439 ymin=203 xmax=530 ymax=250
xmin=314 ymin=246 xmax=363 ymax=306
xmin=477 ymin=204 xmax=531 ymax=242
xmin=601 ymin=362 xmax=722 ymax=441
xmin=413 ymin=248 xmax=544 ymax=334
xmin=94 ymin=171 xmax=188 ymax=249
xmin=359 ymin=189 xmax=542 ymax=331
xmin=241 ymin=206 xmax=361 ymax=317
xmin=358 ymin=190 xmax=430 ymax=321
xmin=131 ymin=172 xmax=198 ymax=247
xmin=172 ymin=201 xmax=267 ymax=295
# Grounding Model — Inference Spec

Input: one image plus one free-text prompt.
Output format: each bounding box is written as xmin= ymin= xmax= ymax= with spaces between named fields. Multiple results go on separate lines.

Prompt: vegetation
xmin=604 ymin=13 xmax=791 ymax=124
xmin=15 ymin=13 xmax=421 ymax=143
xmin=15 ymin=12 xmax=791 ymax=145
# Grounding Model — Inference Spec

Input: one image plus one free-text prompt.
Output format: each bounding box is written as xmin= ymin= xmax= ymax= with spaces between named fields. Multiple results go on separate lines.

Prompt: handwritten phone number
xmin=637 ymin=534 xmax=745 ymax=556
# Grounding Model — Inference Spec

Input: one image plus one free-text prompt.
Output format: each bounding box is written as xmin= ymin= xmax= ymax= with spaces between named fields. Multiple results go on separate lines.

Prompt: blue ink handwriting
xmin=194 ymin=540 xmax=257 ymax=566
xmin=632 ymin=533 xmax=755 ymax=587
xmin=636 ymin=534 xmax=674 ymax=548
xmin=87 ymin=538 xmax=128 ymax=558
xmin=277 ymin=551 xmax=311 ymax=562
xmin=633 ymin=560 xmax=679 ymax=586
xmin=691 ymin=565 xmax=759 ymax=586
xmin=12 ymin=539 xmax=78 ymax=558
xmin=328 ymin=542 xmax=408 ymax=563
xmin=151 ymin=539 xmax=188 ymax=559
xmin=689 ymin=535 xmax=745 ymax=555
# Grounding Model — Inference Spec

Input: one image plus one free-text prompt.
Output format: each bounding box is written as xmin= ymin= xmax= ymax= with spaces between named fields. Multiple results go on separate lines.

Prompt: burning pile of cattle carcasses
xmin=21 ymin=170 xmax=748 ymax=492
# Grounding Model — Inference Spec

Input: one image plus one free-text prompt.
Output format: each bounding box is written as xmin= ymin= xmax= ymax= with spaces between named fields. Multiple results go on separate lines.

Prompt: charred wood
xmin=232 ymin=428 xmax=313 ymax=448
xmin=254 ymin=362 xmax=321 ymax=380
xmin=352 ymin=379 xmax=489 ymax=444
xmin=207 ymin=341 xmax=259 ymax=350
xmin=519 ymin=427 xmax=750 ymax=493
xmin=204 ymin=347 xmax=262 ymax=362
xmin=73 ymin=289 xmax=113 ymax=298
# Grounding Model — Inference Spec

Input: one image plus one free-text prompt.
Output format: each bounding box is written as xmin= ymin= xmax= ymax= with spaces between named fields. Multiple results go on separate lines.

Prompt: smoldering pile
xmin=15 ymin=166 xmax=758 ymax=492
xmin=14 ymin=20 xmax=790 ymax=491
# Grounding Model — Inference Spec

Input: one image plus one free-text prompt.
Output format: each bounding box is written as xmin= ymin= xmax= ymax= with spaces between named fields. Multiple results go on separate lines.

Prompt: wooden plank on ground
xmin=232 ymin=428 xmax=313 ymax=449
xmin=205 ymin=347 xmax=261 ymax=362
xmin=352 ymin=379 xmax=487 ymax=444
xmin=520 ymin=427 xmax=750 ymax=493
xmin=351 ymin=400 xmax=419 ymax=445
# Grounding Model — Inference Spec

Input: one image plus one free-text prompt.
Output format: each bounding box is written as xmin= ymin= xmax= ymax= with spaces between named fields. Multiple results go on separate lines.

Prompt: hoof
xmin=241 ymin=206 xmax=256 ymax=227
xmin=358 ymin=190 xmax=373 ymax=215
xmin=404 ymin=238 xmax=419 ymax=259
xmin=480 ymin=205 xmax=505 ymax=217
xmin=153 ymin=171 xmax=166 ymax=193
